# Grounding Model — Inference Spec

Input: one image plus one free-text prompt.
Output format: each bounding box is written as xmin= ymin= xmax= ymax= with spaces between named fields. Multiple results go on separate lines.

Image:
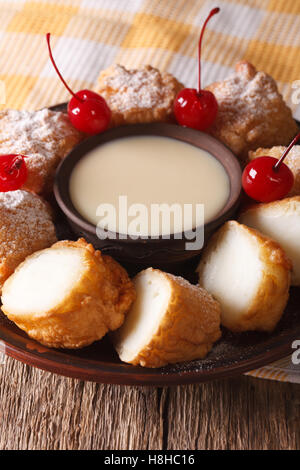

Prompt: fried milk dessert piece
xmin=112 ymin=268 xmax=221 ymax=368
xmin=0 ymin=109 xmax=83 ymax=194
xmin=197 ymin=221 xmax=291 ymax=332
xmin=0 ymin=190 xmax=57 ymax=292
xmin=249 ymin=146 xmax=300 ymax=196
xmin=97 ymin=64 xmax=183 ymax=127
xmin=1 ymin=239 xmax=136 ymax=349
xmin=206 ymin=61 xmax=298 ymax=162
xmin=239 ymin=197 xmax=300 ymax=286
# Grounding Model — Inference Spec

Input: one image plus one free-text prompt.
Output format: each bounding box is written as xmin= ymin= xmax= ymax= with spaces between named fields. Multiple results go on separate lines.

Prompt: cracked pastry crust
xmin=0 ymin=108 xmax=84 ymax=194
xmin=0 ymin=190 xmax=57 ymax=292
xmin=249 ymin=146 xmax=300 ymax=197
xmin=197 ymin=221 xmax=292 ymax=332
xmin=112 ymin=268 xmax=221 ymax=368
xmin=206 ymin=61 xmax=298 ymax=162
xmin=96 ymin=64 xmax=184 ymax=127
xmin=1 ymin=239 xmax=136 ymax=349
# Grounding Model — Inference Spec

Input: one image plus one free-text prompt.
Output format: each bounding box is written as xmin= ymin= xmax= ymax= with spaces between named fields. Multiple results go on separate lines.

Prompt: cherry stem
xmin=198 ymin=7 xmax=220 ymax=93
xmin=273 ymin=130 xmax=300 ymax=172
xmin=5 ymin=156 xmax=23 ymax=175
xmin=46 ymin=33 xmax=83 ymax=102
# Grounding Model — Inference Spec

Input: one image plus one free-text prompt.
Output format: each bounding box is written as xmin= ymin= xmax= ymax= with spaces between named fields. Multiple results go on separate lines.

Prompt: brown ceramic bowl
xmin=54 ymin=123 xmax=242 ymax=267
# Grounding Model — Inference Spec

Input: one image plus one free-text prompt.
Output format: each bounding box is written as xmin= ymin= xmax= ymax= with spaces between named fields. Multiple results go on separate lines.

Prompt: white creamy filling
xmin=201 ymin=228 xmax=263 ymax=320
xmin=2 ymin=248 xmax=84 ymax=316
xmin=116 ymin=270 xmax=171 ymax=362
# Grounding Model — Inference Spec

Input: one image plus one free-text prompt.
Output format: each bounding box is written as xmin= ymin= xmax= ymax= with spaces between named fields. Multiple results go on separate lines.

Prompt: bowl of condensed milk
xmin=54 ymin=123 xmax=241 ymax=267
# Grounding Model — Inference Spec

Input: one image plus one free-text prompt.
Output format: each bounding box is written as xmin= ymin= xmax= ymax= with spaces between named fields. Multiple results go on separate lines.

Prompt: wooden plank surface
xmin=0 ymin=356 xmax=299 ymax=450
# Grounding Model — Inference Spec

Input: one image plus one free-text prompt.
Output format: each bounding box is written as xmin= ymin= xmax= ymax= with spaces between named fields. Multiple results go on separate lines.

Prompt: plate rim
xmin=0 ymin=322 xmax=297 ymax=385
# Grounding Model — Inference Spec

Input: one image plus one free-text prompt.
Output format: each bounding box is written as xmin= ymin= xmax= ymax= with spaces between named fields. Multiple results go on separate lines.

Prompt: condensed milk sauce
xmin=70 ymin=135 xmax=230 ymax=236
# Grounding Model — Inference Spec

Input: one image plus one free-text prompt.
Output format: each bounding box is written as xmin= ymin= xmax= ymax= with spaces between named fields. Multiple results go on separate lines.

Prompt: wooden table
xmin=0 ymin=355 xmax=299 ymax=450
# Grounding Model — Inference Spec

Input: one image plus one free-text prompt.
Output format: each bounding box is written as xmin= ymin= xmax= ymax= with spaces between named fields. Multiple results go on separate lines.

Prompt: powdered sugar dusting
xmin=214 ymin=71 xmax=279 ymax=117
xmin=98 ymin=64 xmax=182 ymax=112
xmin=0 ymin=109 xmax=83 ymax=193
xmin=206 ymin=61 xmax=299 ymax=160
xmin=0 ymin=109 xmax=79 ymax=158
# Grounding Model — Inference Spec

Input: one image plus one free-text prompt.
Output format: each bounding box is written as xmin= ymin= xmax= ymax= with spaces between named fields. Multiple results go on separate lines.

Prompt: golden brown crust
xmin=206 ymin=61 xmax=298 ymax=162
xmin=0 ymin=190 xmax=57 ymax=292
xmin=249 ymin=146 xmax=300 ymax=196
xmin=197 ymin=221 xmax=291 ymax=332
xmin=240 ymin=195 xmax=300 ymax=216
xmin=241 ymin=227 xmax=291 ymax=332
xmin=97 ymin=64 xmax=183 ymax=127
xmin=114 ymin=268 xmax=221 ymax=368
xmin=2 ymin=238 xmax=136 ymax=349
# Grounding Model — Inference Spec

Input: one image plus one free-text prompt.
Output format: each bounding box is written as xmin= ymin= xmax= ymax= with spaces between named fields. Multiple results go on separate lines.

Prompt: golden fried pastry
xmin=197 ymin=221 xmax=291 ymax=332
xmin=1 ymin=239 xmax=135 ymax=349
xmin=239 ymin=197 xmax=300 ymax=286
xmin=0 ymin=190 xmax=57 ymax=292
xmin=0 ymin=109 xmax=83 ymax=194
xmin=96 ymin=64 xmax=183 ymax=127
xmin=206 ymin=61 xmax=298 ymax=162
xmin=249 ymin=146 xmax=300 ymax=196
xmin=112 ymin=268 xmax=221 ymax=368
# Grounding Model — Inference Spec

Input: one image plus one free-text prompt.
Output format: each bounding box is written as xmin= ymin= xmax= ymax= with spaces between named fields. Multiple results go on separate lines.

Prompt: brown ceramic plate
xmin=0 ymin=104 xmax=299 ymax=386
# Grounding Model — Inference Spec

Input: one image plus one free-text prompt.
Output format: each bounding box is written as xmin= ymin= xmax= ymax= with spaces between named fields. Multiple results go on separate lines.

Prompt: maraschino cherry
xmin=242 ymin=132 xmax=300 ymax=203
xmin=46 ymin=33 xmax=111 ymax=135
xmin=173 ymin=7 xmax=220 ymax=131
xmin=0 ymin=154 xmax=28 ymax=192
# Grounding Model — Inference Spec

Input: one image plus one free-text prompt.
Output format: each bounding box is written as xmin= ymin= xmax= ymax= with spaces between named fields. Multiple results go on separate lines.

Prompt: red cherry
xmin=46 ymin=33 xmax=111 ymax=135
xmin=174 ymin=8 xmax=220 ymax=131
xmin=242 ymin=157 xmax=294 ymax=203
xmin=68 ymin=90 xmax=111 ymax=134
xmin=0 ymin=154 xmax=28 ymax=192
xmin=174 ymin=88 xmax=218 ymax=130
xmin=242 ymin=131 xmax=300 ymax=202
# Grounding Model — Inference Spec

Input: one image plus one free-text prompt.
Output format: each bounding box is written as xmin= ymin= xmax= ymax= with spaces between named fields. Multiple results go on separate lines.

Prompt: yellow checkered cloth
xmin=1 ymin=0 xmax=300 ymax=116
xmin=0 ymin=0 xmax=299 ymax=382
